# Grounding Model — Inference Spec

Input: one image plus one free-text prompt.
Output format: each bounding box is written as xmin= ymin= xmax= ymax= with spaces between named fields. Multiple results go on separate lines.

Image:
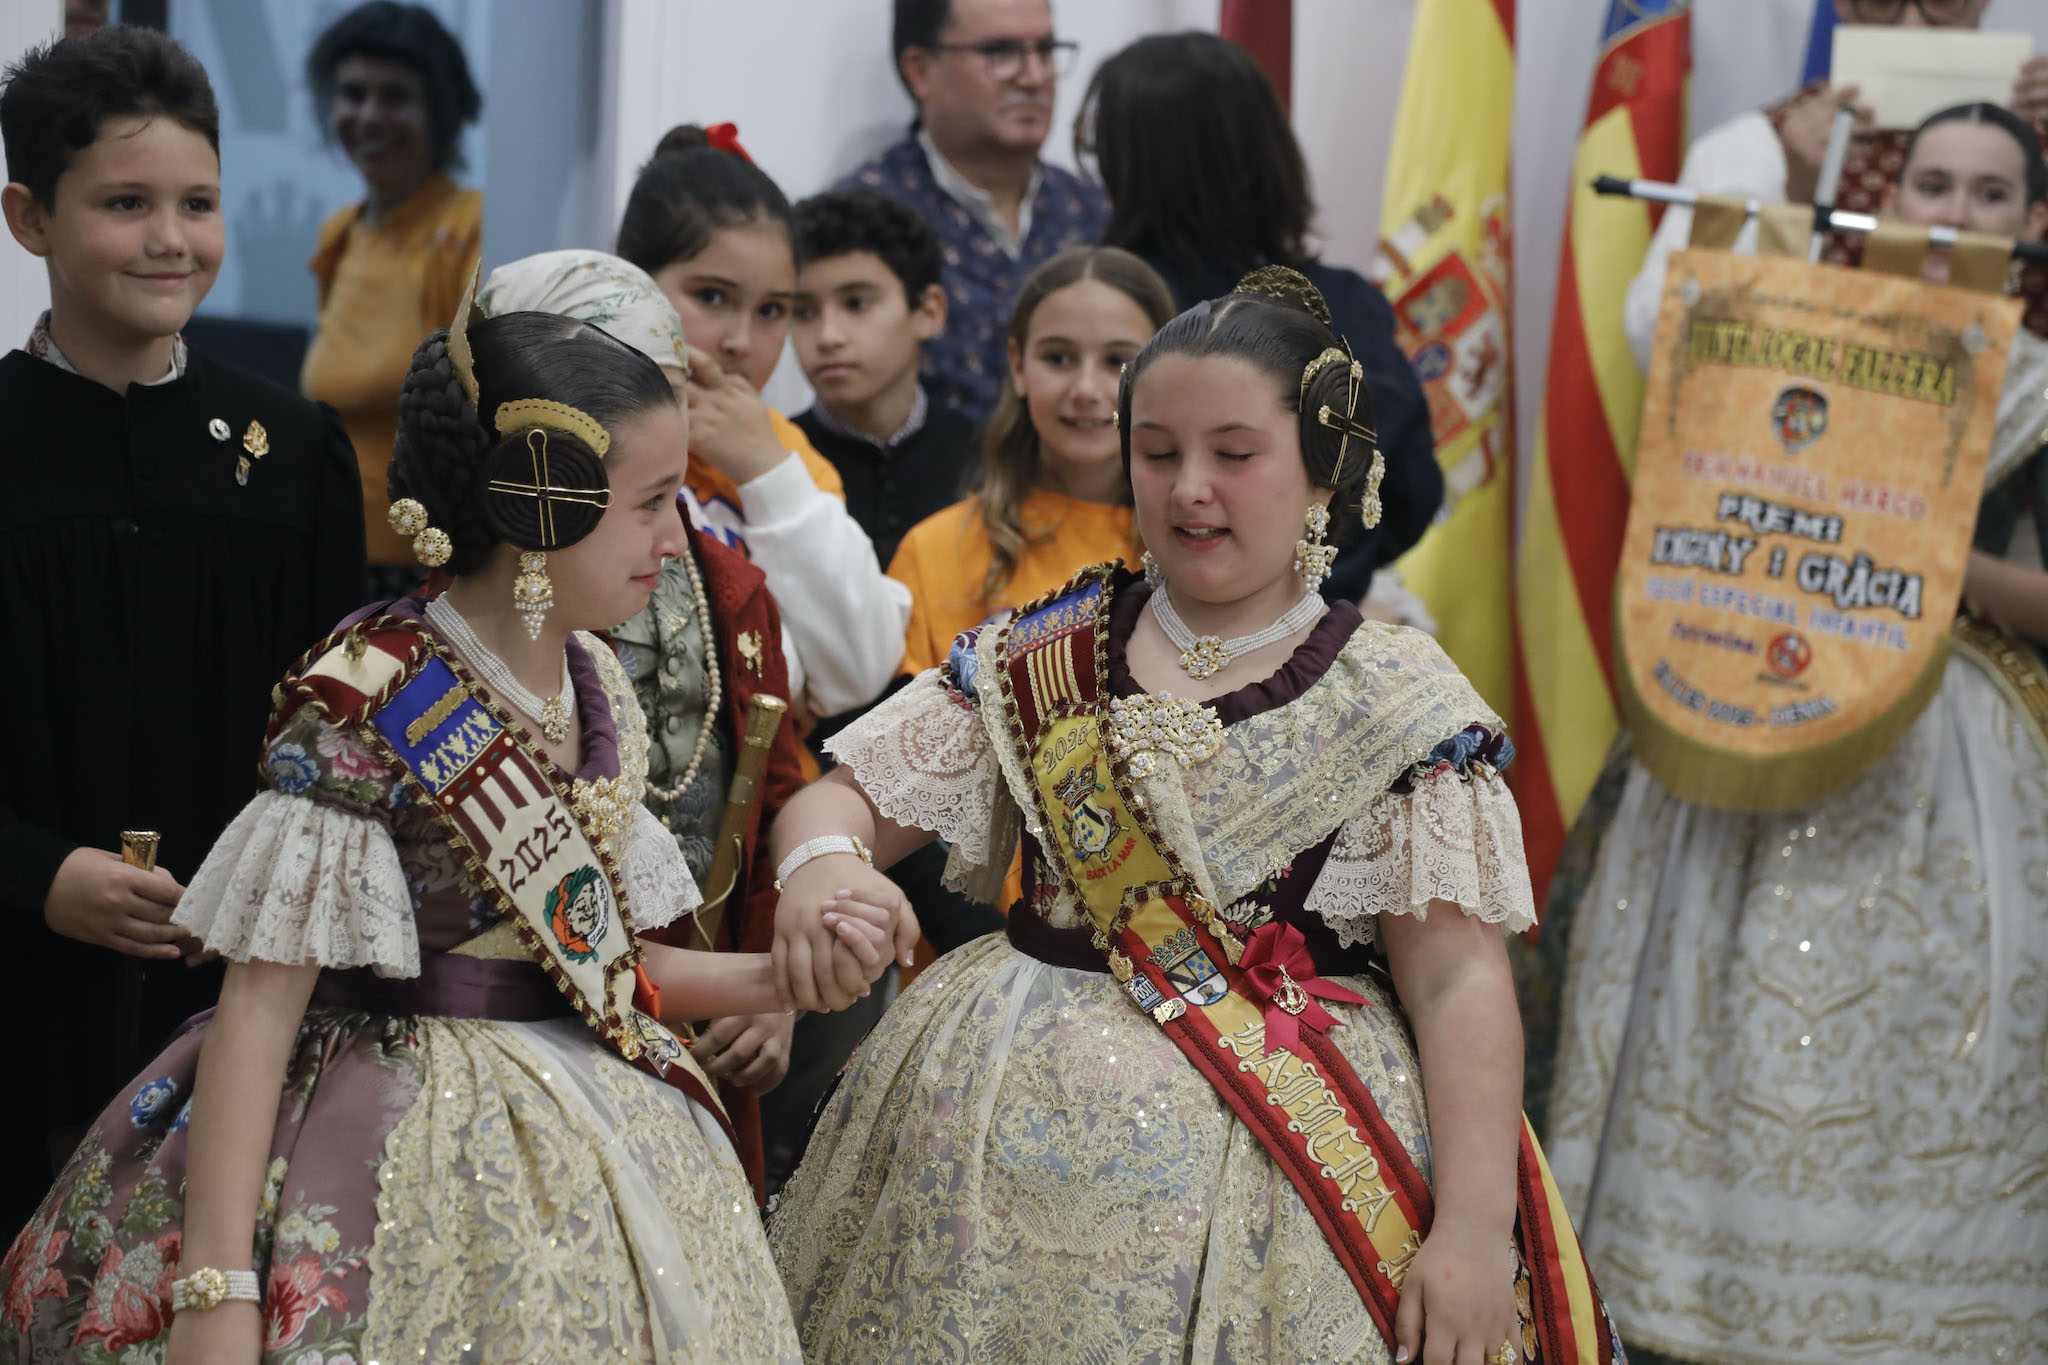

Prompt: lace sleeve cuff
xmin=1305 ymin=770 xmax=1537 ymax=949
xmin=173 ymin=791 xmax=420 ymax=976
xmin=824 ymin=667 xmax=1017 ymax=902
xmin=618 ymin=805 xmax=702 ymax=933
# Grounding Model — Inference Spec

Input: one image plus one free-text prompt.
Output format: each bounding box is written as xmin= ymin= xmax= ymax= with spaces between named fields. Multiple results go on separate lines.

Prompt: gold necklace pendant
xmin=1179 ymin=636 xmax=1229 ymax=679
xmin=540 ymin=695 xmax=571 ymax=745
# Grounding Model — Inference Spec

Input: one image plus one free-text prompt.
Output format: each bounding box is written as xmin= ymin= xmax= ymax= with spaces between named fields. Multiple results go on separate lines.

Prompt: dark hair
xmin=388 ymin=312 xmax=676 ymax=576
xmin=306 ymin=2 xmax=480 ymax=175
xmin=0 ymin=25 xmax=218 ymax=207
xmin=1904 ymin=101 xmax=2048 ymax=207
xmin=892 ymin=0 xmax=953 ymax=100
xmin=615 ymin=124 xmax=794 ymax=277
xmin=792 ymin=187 xmax=943 ymax=301
xmin=1083 ymin=32 xmax=1312 ymax=285
xmin=974 ymin=246 xmax=1175 ymax=604
xmin=1118 ymin=275 xmax=1377 ymax=511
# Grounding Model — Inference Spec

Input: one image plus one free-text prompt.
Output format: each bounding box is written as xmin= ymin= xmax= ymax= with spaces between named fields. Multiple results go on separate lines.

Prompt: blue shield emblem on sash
xmin=1148 ymin=926 xmax=1229 ymax=1007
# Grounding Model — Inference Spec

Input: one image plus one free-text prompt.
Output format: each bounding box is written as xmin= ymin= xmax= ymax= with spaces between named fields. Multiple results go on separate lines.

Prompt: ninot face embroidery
xmin=546 ymin=864 xmax=610 ymax=962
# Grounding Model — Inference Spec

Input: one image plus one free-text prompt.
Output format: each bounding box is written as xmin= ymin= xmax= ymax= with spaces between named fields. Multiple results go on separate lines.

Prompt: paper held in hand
xmin=1831 ymin=25 xmax=2033 ymax=130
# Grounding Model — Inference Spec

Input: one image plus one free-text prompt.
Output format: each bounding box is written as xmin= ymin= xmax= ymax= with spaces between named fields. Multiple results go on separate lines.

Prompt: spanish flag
xmin=1514 ymin=1 xmax=1691 ymax=901
xmin=1374 ymin=0 xmax=1517 ymax=716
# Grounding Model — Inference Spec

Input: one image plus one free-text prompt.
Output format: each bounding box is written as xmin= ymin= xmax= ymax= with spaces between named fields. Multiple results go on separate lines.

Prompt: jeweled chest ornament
xmin=1108 ymin=693 xmax=1223 ymax=777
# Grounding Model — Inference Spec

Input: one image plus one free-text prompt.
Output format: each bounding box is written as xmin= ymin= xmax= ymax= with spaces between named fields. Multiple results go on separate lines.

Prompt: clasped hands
xmin=771 ymin=853 xmax=920 ymax=1012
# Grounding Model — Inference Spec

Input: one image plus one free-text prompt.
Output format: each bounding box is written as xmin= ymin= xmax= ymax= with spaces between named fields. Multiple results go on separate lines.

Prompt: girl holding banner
xmin=0 ymin=304 xmax=907 ymax=1363
xmin=764 ymin=270 xmax=1623 ymax=1365
xmin=1543 ymin=105 xmax=2048 ymax=1365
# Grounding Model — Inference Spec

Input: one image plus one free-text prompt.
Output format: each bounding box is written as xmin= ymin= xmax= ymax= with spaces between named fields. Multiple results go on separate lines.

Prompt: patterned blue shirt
xmin=840 ymin=129 xmax=1108 ymax=423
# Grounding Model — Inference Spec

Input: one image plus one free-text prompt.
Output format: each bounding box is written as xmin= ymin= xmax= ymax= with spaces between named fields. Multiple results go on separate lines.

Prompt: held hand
xmin=693 ymin=1010 xmax=797 ymax=1093
xmin=43 ymin=847 xmax=196 ymax=960
xmin=1779 ymin=84 xmax=1873 ymax=205
xmin=683 ymin=345 xmax=787 ymax=485
xmin=165 ymin=1298 xmax=263 ymax=1365
xmin=771 ymin=857 xmax=916 ymax=1013
xmin=820 ymin=891 xmax=918 ymax=1003
xmin=1392 ymin=1217 xmax=1519 ymax=1365
xmin=2013 ymin=57 xmax=2048 ymax=127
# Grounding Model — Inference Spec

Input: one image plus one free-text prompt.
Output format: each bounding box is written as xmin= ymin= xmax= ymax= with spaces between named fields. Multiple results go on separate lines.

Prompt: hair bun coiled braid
xmin=1231 ymin=264 xmax=1333 ymax=327
xmin=387 ymin=330 xmax=497 ymax=575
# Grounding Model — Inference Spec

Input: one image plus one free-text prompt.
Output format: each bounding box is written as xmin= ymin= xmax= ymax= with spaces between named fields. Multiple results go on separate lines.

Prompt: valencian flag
xmin=1514 ymin=0 xmax=1690 ymax=902
xmin=1373 ymin=0 xmax=1517 ymax=716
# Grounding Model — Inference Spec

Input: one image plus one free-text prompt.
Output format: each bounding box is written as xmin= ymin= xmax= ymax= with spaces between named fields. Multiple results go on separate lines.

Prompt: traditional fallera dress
xmin=769 ymin=564 xmax=1625 ymax=1365
xmin=0 ymin=601 xmax=801 ymax=1364
xmin=1539 ymin=335 xmax=2048 ymax=1365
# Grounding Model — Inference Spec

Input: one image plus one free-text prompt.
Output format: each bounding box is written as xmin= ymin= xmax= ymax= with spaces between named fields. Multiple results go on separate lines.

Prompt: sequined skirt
xmin=0 ymin=1009 xmax=801 ymax=1364
xmin=769 ymin=934 xmax=1535 ymax=1365
xmin=1543 ymin=653 xmax=2048 ymax=1364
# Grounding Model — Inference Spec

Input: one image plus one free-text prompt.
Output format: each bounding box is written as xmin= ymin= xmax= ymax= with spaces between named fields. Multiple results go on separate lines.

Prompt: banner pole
xmin=1590 ymin=176 xmax=2048 ymax=263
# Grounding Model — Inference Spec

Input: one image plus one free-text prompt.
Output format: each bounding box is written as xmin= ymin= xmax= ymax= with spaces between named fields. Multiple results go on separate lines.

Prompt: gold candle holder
xmin=120 ymin=830 xmax=161 ymax=872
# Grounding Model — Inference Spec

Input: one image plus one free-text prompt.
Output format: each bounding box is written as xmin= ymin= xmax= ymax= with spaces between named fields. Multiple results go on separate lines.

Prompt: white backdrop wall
xmin=9 ymin=0 xmax=2048 ymax=428
xmin=0 ymin=0 xmax=64 ymax=349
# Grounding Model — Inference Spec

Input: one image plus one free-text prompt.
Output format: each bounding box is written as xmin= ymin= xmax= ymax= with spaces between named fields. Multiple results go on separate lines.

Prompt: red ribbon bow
xmin=1239 ymin=921 xmax=1366 ymax=1055
xmin=703 ymin=122 xmax=754 ymax=163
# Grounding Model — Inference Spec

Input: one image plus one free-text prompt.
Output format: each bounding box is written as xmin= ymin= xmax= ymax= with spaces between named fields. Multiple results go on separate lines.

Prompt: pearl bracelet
xmin=172 ymin=1266 xmax=261 ymax=1312
xmin=774 ymin=834 xmax=873 ymax=891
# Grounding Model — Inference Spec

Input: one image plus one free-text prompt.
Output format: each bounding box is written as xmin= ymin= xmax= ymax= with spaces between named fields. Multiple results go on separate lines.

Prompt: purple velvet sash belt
xmin=313 ymin=953 xmax=575 ymax=1022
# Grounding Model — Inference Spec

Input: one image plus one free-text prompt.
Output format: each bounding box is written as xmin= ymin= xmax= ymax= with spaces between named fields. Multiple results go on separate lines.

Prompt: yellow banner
xmin=1375 ymin=0 xmax=1516 ymax=713
xmin=1617 ymin=249 xmax=2017 ymax=811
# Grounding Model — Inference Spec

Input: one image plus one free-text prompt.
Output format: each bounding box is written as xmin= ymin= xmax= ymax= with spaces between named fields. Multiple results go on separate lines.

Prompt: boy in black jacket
xmin=0 ymin=24 xmax=365 ymax=1237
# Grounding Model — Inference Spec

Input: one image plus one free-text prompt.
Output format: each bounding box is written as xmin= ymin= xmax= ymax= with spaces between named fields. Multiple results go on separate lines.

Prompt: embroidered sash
xmin=272 ymin=618 xmax=729 ymax=1134
xmin=995 ymin=565 xmax=1613 ymax=1363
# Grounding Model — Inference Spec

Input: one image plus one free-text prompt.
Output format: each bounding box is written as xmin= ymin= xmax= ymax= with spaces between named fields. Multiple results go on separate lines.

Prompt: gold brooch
xmin=571 ymin=775 xmax=636 ymax=852
xmin=1107 ymin=694 xmax=1223 ymax=777
xmin=238 ymin=420 xmax=269 ymax=485
xmin=736 ymin=629 xmax=764 ymax=677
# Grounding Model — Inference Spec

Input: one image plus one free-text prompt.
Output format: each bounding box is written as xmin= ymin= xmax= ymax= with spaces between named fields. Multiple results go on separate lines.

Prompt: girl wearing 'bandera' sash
xmin=764 ymin=269 xmax=1623 ymax=1364
xmin=0 ymin=306 xmax=903 ymax=1363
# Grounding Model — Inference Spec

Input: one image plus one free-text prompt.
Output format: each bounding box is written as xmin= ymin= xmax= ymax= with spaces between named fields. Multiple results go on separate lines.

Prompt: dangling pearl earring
xmin=1293 ymin=502 xmax=1337 ymax=594
xmin=1140 ymin=550 xmax=1163 ymax=586
xmin=512 ymin=551 xmax=554 ymax=640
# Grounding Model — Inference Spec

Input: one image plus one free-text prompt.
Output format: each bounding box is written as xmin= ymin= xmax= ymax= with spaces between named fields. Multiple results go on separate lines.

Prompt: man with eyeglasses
xmin=841 ymin=0 xmax=1106 ymax=423
xmin=1622 ymin=0 xmax=2048 ymax=372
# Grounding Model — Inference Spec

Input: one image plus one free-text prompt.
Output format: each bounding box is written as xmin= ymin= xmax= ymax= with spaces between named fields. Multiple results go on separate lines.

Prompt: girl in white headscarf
xmin=478 ymin=250 xmax=901 ymax=1199
xmin=482 ymin=248 xmax=912 ymax=722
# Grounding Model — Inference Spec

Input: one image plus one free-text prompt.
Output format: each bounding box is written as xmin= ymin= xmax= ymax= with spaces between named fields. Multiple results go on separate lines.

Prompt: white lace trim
xmin=824 ymin=668 xmax=1020 ymax=904
xmin=174 ymin=790 xmax=421 ymax=976
xmin=619 ymin=805 xmax=700 ymax=932
xmin=1307 ymin=770 xmax=1537 ymax=949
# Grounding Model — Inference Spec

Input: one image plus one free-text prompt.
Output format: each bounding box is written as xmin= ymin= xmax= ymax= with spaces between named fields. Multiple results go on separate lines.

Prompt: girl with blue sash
xmin=1 ymin=304 xmax=902 ymax=1363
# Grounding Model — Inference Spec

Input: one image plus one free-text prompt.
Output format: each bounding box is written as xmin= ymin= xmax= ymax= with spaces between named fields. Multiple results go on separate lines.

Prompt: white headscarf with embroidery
xmin=477 ymin=250 xmax=691 ymax=378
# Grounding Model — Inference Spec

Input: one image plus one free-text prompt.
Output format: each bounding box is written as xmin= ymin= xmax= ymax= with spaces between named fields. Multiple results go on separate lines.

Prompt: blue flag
xmin=1800 ymin=0 xmax=1838 ymax=86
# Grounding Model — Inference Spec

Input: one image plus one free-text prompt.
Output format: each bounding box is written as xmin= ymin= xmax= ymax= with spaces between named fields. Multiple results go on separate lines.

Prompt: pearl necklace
xmin=642 ymin=546 xmax=723 ymax=816
xmin=1150 ymin=585 xmax=1324 ymax=680
xmin=424 ymin=594 xmax=574 ymax=744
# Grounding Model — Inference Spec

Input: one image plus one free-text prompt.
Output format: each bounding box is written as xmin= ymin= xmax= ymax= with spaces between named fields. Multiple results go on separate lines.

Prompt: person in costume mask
xmin=0 ymin=303 xmax=909 ymax=1364
xmin=763 ymin=268 xmax=1622 ymax=1365
xmin=1537 ymin=102 xmax=2048 ymax=1365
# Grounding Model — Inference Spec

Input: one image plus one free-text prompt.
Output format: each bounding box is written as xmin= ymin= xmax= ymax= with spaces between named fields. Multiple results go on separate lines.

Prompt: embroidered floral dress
xmin=0 ymin=603 xmax=802 ymax=1364
xmin=1538 ymin=334 xmax=2048 ymax=1364
xmin=768 ymin=576 xmax=1544 ymax=1364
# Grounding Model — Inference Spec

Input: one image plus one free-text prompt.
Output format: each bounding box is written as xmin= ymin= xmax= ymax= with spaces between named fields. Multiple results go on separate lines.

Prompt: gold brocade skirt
xmin=768 ymin=936 xmax=1445 ymax=1365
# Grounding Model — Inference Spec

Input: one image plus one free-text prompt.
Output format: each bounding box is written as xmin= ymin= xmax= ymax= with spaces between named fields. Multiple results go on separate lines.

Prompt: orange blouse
xmin=888 ymin=486 xmax=1140 ymax=677
xmin=302 ymin=175 xmax=482 ymax=566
